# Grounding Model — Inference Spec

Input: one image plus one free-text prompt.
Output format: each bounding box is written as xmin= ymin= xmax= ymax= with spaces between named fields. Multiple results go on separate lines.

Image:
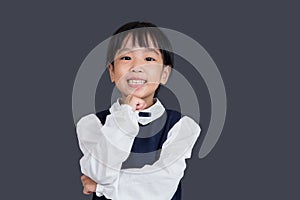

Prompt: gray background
xmin=1 ymin=0 xmax=299 ymax=199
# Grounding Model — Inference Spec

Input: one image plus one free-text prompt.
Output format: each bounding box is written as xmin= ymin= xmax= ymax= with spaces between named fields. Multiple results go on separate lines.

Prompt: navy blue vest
xmin=92 ymin=109 xmax=182 ymax=200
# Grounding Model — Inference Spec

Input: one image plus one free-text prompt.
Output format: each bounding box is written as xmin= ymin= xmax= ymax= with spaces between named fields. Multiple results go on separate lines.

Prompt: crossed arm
xmin=76 ymin=105 xmax=200 ymax=200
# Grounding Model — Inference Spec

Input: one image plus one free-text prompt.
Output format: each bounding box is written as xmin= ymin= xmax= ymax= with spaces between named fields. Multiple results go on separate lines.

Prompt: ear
xmin=108 ymin=64 xmax=115 ymax=83
xmin=160 ymin=65 xmax=171 ymax=85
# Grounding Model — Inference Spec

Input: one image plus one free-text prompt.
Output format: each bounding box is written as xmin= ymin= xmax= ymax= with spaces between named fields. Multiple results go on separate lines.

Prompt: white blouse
xmin=76 ymin=99 xmax=201 ymax=200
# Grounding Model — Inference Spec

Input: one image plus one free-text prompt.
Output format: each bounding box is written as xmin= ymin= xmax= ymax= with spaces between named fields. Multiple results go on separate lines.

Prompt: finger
xmin=124 ymin=94 xmax=133 ymax=104
xmin=83 ymin=185 xmax=94 ymax=195
xmin=131 ymin=97 xmax=144 ymax=108
xmin=81 ymin=175 xmax=87 ymax=182
xmin=128 ymin=96 xmax=139 ymax=110
xmin=83 ymin=188 xmax=89 ymax=195
xmin=83 ymin=190 xmax=92 ymax=195
xmin=81 ymin=177 xmax=85 ymax=184
xmin=136 ymin=102 xmax=146 ymax=110
xmin=136 ymin=99 xmax=146 ymax=110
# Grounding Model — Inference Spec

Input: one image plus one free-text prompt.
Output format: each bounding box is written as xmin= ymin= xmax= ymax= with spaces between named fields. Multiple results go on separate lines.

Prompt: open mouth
xmin=127 ymin=79 xmax=147 ymax=88
xmin=127 ymin=79 xmax=146 ymax=84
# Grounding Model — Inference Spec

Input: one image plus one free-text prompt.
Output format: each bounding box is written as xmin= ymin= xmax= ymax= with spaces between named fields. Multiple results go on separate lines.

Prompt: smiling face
xmin=108 ymin=35 xmax=171 ymax=107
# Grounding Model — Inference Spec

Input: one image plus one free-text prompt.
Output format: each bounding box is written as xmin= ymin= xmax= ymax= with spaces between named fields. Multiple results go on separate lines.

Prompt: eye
xmin=145 ymin=57 xmax=156 ymax=61
xmin=120 ymin=56 xmax=131 ymax=60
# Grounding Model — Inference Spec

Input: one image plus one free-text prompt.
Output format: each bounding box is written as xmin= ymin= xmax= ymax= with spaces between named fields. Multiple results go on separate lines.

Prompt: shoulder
xmin=76 ymin=113 xmax=100 ymax=129
xmin=179 ymin=116 xmax=201 ymax=132
xmin=165 ymin=109 xmax=182 ymax=117
xmin=164 ymin=109 xmax=201 ymax=134
xmin=165 ymin=109 xmax=182 ymax=122
xmin=171 ymin=115 xmax=201 ymax=137
xmin=76 ymin=109 xmax=110 ymax=127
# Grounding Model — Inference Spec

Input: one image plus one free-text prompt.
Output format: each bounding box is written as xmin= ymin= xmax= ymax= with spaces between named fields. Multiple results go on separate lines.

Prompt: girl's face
xmin=108 ymin=36 xmax=171 ymax=106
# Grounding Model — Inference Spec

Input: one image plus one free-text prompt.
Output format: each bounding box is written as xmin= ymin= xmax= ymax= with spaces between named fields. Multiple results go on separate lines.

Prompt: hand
xmin=123 ymin=95 xmax=147 ymax=111
xmin=81 ymin=175 xmax=97 ymax=195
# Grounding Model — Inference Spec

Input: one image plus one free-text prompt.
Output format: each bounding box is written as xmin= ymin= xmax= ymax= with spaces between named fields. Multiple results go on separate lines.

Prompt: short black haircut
xmin=106 ymin=21 xmax=174 ymax=68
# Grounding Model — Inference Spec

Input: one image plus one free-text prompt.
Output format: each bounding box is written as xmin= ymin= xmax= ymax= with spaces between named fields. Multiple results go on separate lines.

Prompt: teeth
xmin=128 ymin=80 xmax=146 ymax=84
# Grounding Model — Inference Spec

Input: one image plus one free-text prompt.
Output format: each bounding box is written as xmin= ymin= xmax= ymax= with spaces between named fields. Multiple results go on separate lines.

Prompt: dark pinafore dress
xmin=92 ymin=109 xmax=182 ymax=200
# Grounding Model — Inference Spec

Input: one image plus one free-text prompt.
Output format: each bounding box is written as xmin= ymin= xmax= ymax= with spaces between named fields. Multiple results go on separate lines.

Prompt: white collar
xmin=110 ymin=98 xmax=165 ymax=125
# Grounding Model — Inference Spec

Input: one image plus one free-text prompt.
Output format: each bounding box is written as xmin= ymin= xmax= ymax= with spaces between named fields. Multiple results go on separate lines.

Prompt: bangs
xmin=120 ymin=30 xmax=160 ymax=50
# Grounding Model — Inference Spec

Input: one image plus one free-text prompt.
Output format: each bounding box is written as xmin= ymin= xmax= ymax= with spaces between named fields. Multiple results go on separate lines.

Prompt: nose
xmin=130 ymin=58 xmax=144 ymax=73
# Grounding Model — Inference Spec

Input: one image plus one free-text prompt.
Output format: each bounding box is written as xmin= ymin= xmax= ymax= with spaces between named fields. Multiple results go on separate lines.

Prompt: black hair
xmin=106 ymin=21 xmax=174 ymax=68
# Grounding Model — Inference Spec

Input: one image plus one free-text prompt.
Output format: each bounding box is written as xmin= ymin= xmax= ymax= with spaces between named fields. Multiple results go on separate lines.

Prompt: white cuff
xmin=95 ymin=184 xmax=104 ymax=197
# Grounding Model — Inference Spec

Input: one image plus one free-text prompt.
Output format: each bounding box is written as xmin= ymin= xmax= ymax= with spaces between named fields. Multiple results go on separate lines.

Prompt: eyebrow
xmin=116 ymin=47 xmax=160 ymax=56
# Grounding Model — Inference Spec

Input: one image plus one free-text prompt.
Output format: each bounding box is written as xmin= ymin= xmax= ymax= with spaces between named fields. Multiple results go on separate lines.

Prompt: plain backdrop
xmin=0 ymin=1 xmax=299 ymax=199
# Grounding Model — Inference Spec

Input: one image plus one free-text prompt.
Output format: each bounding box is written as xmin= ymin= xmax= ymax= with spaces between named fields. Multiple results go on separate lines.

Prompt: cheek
xmin=146 ymin=68 xmax=164 ymax=83
xmin=146 ymin=83 xmax=160 ymax=91
xmin=113 ymin=68 xmax=128 ymax=82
